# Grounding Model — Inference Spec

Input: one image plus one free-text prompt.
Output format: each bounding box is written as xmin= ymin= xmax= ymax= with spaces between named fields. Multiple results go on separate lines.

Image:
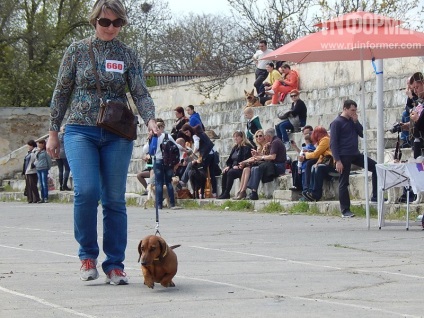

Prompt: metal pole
xmin=376 ymin=59 xmax=384 ymax=230
xmin=360 ymin=53 xmax=370 ymax=229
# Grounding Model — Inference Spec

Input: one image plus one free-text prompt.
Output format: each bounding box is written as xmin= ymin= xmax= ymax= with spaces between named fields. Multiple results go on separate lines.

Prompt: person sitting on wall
xmin=268 ymin=64 xmax=299 ymax=106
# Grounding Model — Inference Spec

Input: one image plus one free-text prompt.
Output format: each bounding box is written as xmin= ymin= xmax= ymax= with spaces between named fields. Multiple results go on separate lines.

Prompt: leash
xmin=153 ymin=154 xmax=161 ymax=236
xmin=149 ymin=134 xmax=161 ymax=236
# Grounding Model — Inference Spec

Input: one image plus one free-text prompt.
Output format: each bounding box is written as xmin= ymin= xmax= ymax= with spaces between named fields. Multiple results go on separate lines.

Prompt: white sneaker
xmin=80 ymin=259 xmax=99 ymax=281
xmin=284 ymin=142 xmax=291 ymax=151
xmin=105 ymin=269 xmax=128 ymax=285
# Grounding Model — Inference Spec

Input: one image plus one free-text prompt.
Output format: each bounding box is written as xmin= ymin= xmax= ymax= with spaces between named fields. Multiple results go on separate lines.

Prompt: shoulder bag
xmin=89 ymin=39 xmax=138 ymax=141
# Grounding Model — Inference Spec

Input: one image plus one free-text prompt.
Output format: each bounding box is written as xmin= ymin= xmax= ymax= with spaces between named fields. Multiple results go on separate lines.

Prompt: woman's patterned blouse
xmin=49 ymin=36 xmax=155 ymax=131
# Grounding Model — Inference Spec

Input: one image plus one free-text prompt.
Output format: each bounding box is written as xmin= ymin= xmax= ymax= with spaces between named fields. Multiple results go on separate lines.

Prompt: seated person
xmin=244 ymin=106 xmax=262 ymax=149
xmin=275 ymin=89 xmax=307 ymax=150
xmin=174 ymin=137 xmax=192 ymax=180
xmin=269 ymin=64 xmax=299 ymax=105
xmin=289 ymin=125 xmax=314 ymax=190
xmin=300 ymin=127 xmax=337 ymax=202
xmin=218 ymin=131 xmax=252 ymax=199
xmin=247 ymin=128 xmax=286 ymax=200
xmin=297 ymin=126 xmax=332 ymax=195
xmin=261 ymin=62 xmax=282 ymax=97
xmin=234 ymin=129 xmax=270 ymax=200
xmin=138 ymin=130 xmax=154 ymax=195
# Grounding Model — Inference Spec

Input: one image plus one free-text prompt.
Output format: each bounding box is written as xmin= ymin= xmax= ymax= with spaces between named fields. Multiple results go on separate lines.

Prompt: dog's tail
xmin=170 ymin=244 xmax=181 ymax=249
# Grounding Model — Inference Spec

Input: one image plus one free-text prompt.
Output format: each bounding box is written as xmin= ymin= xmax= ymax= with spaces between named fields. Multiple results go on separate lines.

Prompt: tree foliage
xmin=0 ymin=0 xmax=90 ymax=107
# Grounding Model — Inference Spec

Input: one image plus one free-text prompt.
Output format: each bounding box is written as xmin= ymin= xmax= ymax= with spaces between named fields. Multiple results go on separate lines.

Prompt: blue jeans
xmin=276 ymin=120 xmax=293 ymax=142
xmin=276 ymin=119 xmax=306 ymax=142
xmin=36 ymin=169 xmax=49 ymax=200
xmin=307 ymin=164 xmax=335 ymax=200
xmin=64 ymin=125 xmax=133 ymax=273
xmin=153 ymin=159 xmax=175 ymax=208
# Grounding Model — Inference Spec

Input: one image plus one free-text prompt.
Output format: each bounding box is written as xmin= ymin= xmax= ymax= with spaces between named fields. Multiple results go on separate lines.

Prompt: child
xmin=298 ymin=134 xmax=315 ymax=174
xmin=34 ymin=139 xmax=52 ymax=203
xmin=244 ymin=107 xmax=262 ymax=149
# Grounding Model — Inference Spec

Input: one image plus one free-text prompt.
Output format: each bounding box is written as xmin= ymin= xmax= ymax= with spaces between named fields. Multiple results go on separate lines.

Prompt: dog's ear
xmin=250 ymin=89 xmax=254 ymax=95
xmin=244 ymin=90 xmax=248 ymax=95
xmin=137 ymin=240 xmax=143 ymax=263
xmin=157 ymin=236 xmax=167 ymax=256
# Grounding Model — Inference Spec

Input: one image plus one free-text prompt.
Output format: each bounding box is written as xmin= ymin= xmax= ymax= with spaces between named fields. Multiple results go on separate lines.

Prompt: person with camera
xmin=330 ymin=100 xmax=377 ymax=218
xmin=46 ymin=0 xmax=158 ymax=285
xmin=399 ymin=77 xmax=418 ymax=148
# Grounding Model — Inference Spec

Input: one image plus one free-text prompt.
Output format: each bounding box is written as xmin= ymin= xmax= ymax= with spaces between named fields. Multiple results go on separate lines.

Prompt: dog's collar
xmin=154 ymin=244 xmax=168 ymax=261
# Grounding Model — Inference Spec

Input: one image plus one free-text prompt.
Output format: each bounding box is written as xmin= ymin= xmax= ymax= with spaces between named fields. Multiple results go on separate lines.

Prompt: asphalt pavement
xmin=0 ymin=202 xmax=423 ymax=318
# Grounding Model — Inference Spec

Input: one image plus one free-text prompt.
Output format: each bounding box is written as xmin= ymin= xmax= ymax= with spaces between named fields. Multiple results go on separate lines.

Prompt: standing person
xmin=46 ymin=0 xmax=158 ymax=285
xmin=218 ymin=131 xmax=252 ymax=199
xmin=400 ymin=77 xmax=418 ymax=148
xmin=22 ymin=140 xmax=41 ymax=204
xmin=275 ymin=89 xmax=307 ymax=150
xmin=57 ymin=126 xmax=71 ymax=191
xmin=34 ymin=139 xmax=52 ymax=203
xmin=152 ymin=119 xmax=184 ymax=210
xmin=252 ymin=40 xmax=273 ymax=96
xmin=181 ymin=123 xmax=217 ymax=197
xmin=270 ymin=64 xmax=299 ymax=105
xmin=170 ymin=106 xmax=189 ymax=140
xmin=186 ymin=105 xmax=204 ymax=129
xmin=244 ymin=106 xmax=262 ymax=149
xmin=330 ymin=100 xmax=377 ymax=218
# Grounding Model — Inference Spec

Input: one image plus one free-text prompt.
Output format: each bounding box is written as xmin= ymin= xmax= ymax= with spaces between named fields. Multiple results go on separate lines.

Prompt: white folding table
xmin=376 ymin=163 xmax=424 ymax=230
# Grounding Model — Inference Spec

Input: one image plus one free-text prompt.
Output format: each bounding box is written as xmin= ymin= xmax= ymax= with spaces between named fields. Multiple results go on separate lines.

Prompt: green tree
xmin=0 ymin=0 xmax=90 ymax=107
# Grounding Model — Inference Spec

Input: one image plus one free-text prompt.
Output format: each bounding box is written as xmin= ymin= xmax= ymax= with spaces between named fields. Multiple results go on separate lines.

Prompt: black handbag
xmin=89 ymin=40 xmax=138 ymax=141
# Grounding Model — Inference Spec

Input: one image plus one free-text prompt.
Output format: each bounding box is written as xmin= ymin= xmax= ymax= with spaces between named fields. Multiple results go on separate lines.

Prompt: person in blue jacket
xmin=186 ymin=105 xmax=205 ymax=129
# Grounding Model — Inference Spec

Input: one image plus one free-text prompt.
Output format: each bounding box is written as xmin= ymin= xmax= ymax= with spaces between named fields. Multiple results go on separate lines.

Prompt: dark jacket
xmin=171 ymin=117 xmax=189 ymax=140
xmin=225 ymin=144 xmax=252 ymax=167
xmin=330 ymin=115 xmax=363 ymax=162
xmin=194 ymin=125 xmax=214 ymax=158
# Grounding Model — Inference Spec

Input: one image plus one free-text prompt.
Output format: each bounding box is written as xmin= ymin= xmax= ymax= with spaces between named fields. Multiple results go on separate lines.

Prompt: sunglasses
xmin=97 ymin=18 xmax=125 ymax=28
xmin=255 ymin=135 xmax=264 ymax=138
xmin=290 ymin=94 xmax=298 ymax=98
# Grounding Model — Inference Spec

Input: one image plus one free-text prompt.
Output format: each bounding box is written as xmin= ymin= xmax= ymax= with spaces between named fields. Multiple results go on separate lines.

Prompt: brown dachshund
xmin=137 ymin=235 xmax=180 ymax=289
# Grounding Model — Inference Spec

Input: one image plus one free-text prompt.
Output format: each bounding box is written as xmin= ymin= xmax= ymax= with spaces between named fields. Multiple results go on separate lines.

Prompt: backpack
xmin=160 ymin=133 xmax=180 ymax=168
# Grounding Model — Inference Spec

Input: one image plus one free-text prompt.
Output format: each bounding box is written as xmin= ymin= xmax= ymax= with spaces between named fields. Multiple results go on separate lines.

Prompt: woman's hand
xmin=147 ymin=119 xmax=159 ymax=135
xmin=46 ymin=131 xmax=60 ymax=159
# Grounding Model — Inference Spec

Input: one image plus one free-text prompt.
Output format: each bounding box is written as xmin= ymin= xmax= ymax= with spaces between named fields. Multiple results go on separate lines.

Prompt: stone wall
xmin=1 ymin=56 xmax=422 ymax=181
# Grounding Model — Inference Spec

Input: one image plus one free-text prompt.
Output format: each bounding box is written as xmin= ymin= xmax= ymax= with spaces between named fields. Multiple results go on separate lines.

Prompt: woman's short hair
xmin=89 ymin=0 xmax=128 ymax=28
